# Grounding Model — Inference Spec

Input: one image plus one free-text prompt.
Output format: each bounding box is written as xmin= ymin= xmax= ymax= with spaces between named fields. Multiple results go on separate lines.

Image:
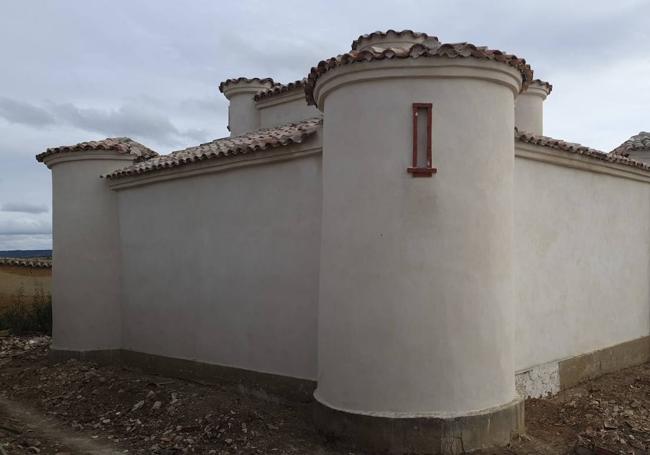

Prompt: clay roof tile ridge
xmin=106 ymin=117 xmax=322 ymax=180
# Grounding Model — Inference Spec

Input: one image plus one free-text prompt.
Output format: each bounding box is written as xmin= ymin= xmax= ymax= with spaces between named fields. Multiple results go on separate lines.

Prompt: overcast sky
xmin=0 ymin=0 xmax=649 ymax=250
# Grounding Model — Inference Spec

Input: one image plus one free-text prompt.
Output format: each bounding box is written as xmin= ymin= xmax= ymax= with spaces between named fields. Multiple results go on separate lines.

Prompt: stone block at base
xmin=313 ymin=398 xmax=524 ymax=455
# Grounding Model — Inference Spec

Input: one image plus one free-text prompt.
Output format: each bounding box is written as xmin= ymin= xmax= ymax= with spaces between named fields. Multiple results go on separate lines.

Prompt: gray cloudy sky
xmin=0 ymin=0 xmax=649 ymax=250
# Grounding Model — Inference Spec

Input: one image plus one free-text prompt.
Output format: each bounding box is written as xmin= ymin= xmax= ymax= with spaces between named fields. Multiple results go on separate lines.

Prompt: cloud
xmin=0 ymin=97 xmax=55 ymax=127
xmin=0 ymin=98 xmax=212 ymax=147
xmin=0 ymin=234 xmax=52 ymax=251
xmin=1 ymin=202 xmax=49 ymax=214
xmin=0 ymin=217 xmax=51 ymax=236
xmin=49 ymin=101 xmax=209 ymax=146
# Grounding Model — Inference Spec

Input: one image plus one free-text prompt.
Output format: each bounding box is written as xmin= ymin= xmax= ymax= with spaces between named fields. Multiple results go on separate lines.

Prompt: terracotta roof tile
xmin=36 ymin=137 xmax=157 ymax=163
xmin=531 ymin=79 xmax=553 ymax=94
xmin=254 ymin=79 xmax=305 ymax=101
xmin=106 ymin=117 xmax=322 ymax=179
xmin=610 ymin=132 xmax=650 ymax=157
xmin=0 ymin=257 xmax=52 ymax=269
xmin=218 ymin=77 xmax=276 ymax=93
xmin=351 ymin=30 xmax=438 ymax=50
xmin=516 ymin=130 xmax=650 ymax=172
xmin=305 ymin=41 xmax=534 ymax=106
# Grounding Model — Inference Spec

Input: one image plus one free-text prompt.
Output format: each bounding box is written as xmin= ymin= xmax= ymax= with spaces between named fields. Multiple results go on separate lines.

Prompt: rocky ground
xmin=1 ymin=336 xmax=649 ymax=454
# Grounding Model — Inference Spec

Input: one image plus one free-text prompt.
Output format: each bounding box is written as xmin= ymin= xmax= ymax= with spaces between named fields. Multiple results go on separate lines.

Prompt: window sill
xmin=407 ymin=167 xmax=437 ymax=177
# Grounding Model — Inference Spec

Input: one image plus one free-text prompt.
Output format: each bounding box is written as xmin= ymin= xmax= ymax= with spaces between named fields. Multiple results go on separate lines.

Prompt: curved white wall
xmin=227 ymin=92 xmax=260 ymax=136
xmin=46 ymin=152 xmax=132 ymax=352
xmin=315 ymin=60 xmax=522 ymax=416
xmin=222 ymin=81 xmax=274 ymax=136
xmin=515 ymin=84 xmax=549 ymax=135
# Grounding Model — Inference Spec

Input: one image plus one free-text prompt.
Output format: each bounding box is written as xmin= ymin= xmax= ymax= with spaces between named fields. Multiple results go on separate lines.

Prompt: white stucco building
xmin=37 ymin=30 xmax=650 ymax=454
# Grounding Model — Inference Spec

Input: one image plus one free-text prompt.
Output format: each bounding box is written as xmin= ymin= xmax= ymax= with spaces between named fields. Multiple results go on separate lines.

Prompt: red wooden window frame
xmin=407 ymin=103 xmax=437 ymax=177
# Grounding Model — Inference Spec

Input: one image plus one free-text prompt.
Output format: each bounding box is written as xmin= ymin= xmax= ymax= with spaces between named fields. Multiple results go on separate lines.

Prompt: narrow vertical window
xmin=407 ymin=103 xmax=436 ymax=177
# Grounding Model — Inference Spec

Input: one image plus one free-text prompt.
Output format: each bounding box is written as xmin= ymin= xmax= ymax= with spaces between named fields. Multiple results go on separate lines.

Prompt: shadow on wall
xmin=0 ymin=262 xmax=52 ymax=335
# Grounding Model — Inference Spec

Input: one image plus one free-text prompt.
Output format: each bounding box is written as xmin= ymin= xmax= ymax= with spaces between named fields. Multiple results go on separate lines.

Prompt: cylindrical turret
xmin=219 ymin=77 xmax=275 ymax=136
xmin=515 ymin=79 xmax=552 ymax=135
xmin=307 ymin=33 xmax=532 ymax=453
xmin=36 ymin=138 xmax=156 ymax=354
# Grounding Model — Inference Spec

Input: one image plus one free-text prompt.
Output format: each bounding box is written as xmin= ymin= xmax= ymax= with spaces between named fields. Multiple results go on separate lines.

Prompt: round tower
xmin=515 ymin=79 xmax=552 ymax=135
xmin=219 ymin=77 xmax=275 ymax=136
xmin=307 ymin=33 xmax=532 ymax=453
xmin=36 ymin=138 xmax=156 ymax=355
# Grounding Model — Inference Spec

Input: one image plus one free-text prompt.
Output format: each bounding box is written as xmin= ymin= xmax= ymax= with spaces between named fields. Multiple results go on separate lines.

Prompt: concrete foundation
xmin=558 ymin=336 xmax=650 ymax=390
xmin=49 ymin=348 xmax=316 ymax=403
xmin=515 ymin=335 xmax=650 ymax=398
xmin=313 ymin=398 xmax=524 ymax=455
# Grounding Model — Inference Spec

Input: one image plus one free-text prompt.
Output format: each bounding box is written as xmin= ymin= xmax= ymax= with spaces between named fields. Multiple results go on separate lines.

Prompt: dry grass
xmin=0 ymin=266 xmax=51 ymax=312
xmin=0 ymin=287 xmax=52 ymax=335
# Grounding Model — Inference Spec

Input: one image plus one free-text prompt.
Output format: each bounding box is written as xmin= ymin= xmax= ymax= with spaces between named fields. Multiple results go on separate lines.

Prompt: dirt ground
xmin=1 ymin=336 xmax=649 ymax=454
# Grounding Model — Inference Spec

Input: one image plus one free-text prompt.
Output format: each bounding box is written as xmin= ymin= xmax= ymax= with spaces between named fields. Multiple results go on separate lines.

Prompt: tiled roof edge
xmin=218 ymin=77 xmax=276 ymax=93
xmin=0 ymin=257 xmax=52 ymax=269
xmin=305 ymin=42 xmax=533 ymax=106
xmin=36 ymin=137 xmax=157 ymax=163
xmin=531 ymin=79 xmax=553 ymax=94
xmin=610 ymin=132 xmax=650 ymax=157
xmin=106 ymin=117 xmax=322 ymax=180
xmin=516 ymin=130 xmax=650 ymax=173
xmin=351 ymin=30 xmax=437 ymax=50
xmin=254 ymin=79 xmax=306 ymax=101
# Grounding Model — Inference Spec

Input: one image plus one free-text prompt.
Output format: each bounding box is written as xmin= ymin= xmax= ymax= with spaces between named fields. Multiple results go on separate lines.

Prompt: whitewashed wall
xmin=110 ymin=140 xmax=650 ymax=387
xmin=115 ymin=153 xmax=322 ymax=380
xmin=514 ymin=151 xmax=650 ymax=372
xmin=257 ymin=94 xmax=320 ymax=130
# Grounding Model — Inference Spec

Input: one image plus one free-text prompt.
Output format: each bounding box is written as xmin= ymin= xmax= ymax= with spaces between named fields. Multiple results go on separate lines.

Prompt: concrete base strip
xmin=51 ymin=336 xmax=650 ymax=406
xmin=558 ymin=336 xmax=650 ymax=390
xmin=49 ymin=348 xmax=316 ymax=403
xmin=313 ymin=397 xmax=525 ymax=455
xmin=51 ymin=335 xmax=650 ymax=406
xmin=516 ymin=335 xmax=650 ymax=398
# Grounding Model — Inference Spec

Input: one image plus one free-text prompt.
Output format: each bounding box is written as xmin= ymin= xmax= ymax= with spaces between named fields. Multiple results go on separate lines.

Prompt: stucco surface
xmin=316 ymin=61 xmax=521 ymax=417
xmin=514 ymin=153 xmax=650 ymax=372
xmin=227 ymin=92 xmax=260 ymax=136
xmin=116 ymin=151 xmax=322 ymax=380
xmin=258 ymin=94 xmax=320 ymax=130
xmin=515 ymin=92 xmax=544 ymax=135
xmin=48 ymin=153 xmax=131 ymax=352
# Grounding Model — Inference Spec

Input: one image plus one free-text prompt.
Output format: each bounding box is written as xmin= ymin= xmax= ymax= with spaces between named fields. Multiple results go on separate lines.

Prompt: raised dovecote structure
xmin=515 ymin=79 xmax=552 ymax=135
xmin=308 ymin=32 xmax=528 ymax=451
xmin=219 ymin=77 xmax=276 ymax=136
xmin=38 ymin=31 xmax=650 ymax=454
xmin=36 ymin=138 xmax=157 ymax=354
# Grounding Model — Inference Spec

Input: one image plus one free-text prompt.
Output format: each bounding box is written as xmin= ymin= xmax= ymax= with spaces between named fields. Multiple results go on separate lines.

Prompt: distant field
xmin=0 ymin=250 xmax=52 ymax=259
xmin=0 ymin=266 xmax=51 ymax=310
